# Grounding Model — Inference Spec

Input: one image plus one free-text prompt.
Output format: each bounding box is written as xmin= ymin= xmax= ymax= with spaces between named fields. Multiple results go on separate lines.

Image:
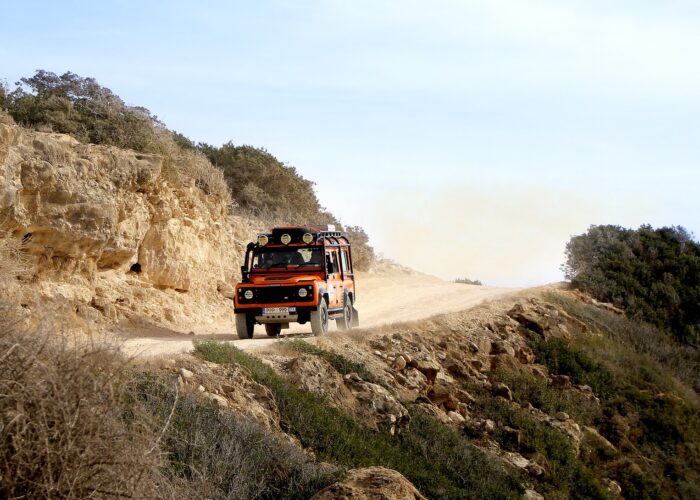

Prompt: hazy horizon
xmin=3 ymin=1 xmax=699 ymax=286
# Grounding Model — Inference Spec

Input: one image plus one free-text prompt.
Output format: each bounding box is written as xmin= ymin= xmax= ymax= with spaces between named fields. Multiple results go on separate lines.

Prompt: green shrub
xmin=198 ymin=143 xmax=332 ymax=224
xmin=546 ymin=292 xmax=700 ymax=394
xmin=563 ymin=224 xmax=700 ymax=344
xmin=343 ymin=225 xmax=375 ymax=271
xmin=198 ymin=143 xmax=376 ymax=269
xmin=130 ymin=373 xmax=336 ymax=499
xmin=532 ymin=337 xmax=617 ymax=401
xmin=493 ymin=367 xmax=600 ymax=426
xmin=472 ymin=393 xmax=609 ymax=499
xmin=530 ymin=294 xmax=700 ymax=498
xmin=193 ymin=341 xmax=524 ymax=499
xmin=5 ymin=70 xmax=160 ymax=152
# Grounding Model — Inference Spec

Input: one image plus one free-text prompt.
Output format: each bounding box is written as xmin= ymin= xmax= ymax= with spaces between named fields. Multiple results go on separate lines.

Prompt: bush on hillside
xmin=199 ymin=143 xmax=333 ymax=223
xmin=0 ymin=308 xmax=166 ymax=498
xmin=4 ymin=70 xmax=161 ymax=152
xmin=533 ymin=294 xmax=700 ymax=499
xmin=455 ymin=277 xmax=484 ymax=286
xmin=563 ymin=224 xmax=700 ymax=345
xmin=343 ymin=225 xmax=375 ymax=271
xmin=132 ymin=374 xmax=337 ymax=499
xmin=3 ymin=70 xmax=375 ymax=266
xmin=193 ymin=341 xmax=525 ymax=499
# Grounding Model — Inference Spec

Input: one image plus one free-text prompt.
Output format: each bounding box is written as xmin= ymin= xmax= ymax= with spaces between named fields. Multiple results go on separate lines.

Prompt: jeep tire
xmin=265 ymin=323 xmax=281 ymax=337
xmin=310 ymin=299 xmax=329 ymax=336
xmin=336 ymin=297 xmax=353 ymax=331
xmin=236 ymin=313 xmax=255 ymax=340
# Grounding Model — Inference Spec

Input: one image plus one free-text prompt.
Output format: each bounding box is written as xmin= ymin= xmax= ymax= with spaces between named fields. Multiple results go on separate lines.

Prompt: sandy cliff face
xmin=0 ymin=124 xmax=254 ymax=329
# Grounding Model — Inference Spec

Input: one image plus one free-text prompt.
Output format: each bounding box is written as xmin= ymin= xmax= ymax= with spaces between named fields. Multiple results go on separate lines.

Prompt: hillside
xmin=0 ymin=122 xmax=255 ymax=331
xmin=2 ymin=72 xmax=699 ymax=499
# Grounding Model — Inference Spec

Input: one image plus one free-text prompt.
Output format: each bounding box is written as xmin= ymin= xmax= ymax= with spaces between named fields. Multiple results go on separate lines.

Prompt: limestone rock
xmin=311 ymin=467 xmax=426 ymax=500
xmin=490 ymin=340 xmax=515 ymax=356
xmin=523 ymin=489 xmax=544 ymax=500
xmin=393 ymin=355 xmax=407 ymax=371
xmin=492 ymin=382 xmax=513 ymax=400
xmin=286 ymin=355 xmax=409 ymax=433
xmin=0 ymin=123 xmax=250 ymax=329
xmin=407 ymin=356 xmax=440 ymax=384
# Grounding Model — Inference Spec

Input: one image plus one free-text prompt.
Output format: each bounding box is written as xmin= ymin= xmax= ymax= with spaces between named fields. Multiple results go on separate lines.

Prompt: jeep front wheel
xmin=235 ymin=313 xmax=255 ymax=340
xmin=310 ymin=299 xmax=329 ymax=336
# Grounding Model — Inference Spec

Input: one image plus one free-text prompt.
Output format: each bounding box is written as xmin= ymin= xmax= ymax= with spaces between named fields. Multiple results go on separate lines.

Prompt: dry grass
xmin=0 ymin=228 xmax=29 ymax=283
xmin=0 ymin=108 xmax=15 ymax=125
xmin=0 ymin=306 xmax=169 ymax=498
xmin=151 ymin=128 xmax=232 ymax=205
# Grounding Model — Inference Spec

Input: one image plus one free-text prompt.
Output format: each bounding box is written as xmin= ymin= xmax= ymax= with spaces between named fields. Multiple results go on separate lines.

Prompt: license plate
xmin=263 ymin=307 xmax=296 ymax=314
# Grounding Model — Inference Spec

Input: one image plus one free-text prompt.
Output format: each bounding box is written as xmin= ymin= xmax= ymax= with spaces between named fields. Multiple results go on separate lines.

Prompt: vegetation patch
xmin=130 ymin=373 xmax=337 ymax=499
xmin=193 ymin=341 xmax=524 ymax=499
xmin=491 ymin=367 xmax=601 ymax=426
xmin=467 ymin=383 xmax=610 ymax=499
xmin=530 ymin=293 xmax=700 ymax=499
xmin=563 ymin=224 xmax=700 ymax=345
xmin=0 ymin=308 xmax=164 ymax=499
xmin=281 ymin=339 xmax=391 ymax=390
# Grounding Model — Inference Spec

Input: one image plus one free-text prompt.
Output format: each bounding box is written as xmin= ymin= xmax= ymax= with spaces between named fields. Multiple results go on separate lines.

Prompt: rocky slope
xmin=0 ymin=124 xmax=255 ymax=330
xmin=161 ymin=289 xmax=635 ymax=498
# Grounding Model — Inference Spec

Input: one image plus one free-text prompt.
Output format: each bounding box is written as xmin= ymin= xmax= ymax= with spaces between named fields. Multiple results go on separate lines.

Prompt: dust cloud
xmin=367 ymin=183 xmax=655 ymax=287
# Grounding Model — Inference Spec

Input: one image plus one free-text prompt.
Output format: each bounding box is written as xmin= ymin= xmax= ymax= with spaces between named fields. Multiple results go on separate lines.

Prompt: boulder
xmin=407 ymin=357 xmax=441 ymax=384
xmin=516 ymin=346 xmax=535 ymax=364
xmin=490 ymin=340 xmax=515 ymax=356
xmin=550 ymin=374 xmax=572 ymax=389
xmin=491 ymin=382 xmax=513 ymax=400
xmin=311 ymin=467 xmax=426 ymax=500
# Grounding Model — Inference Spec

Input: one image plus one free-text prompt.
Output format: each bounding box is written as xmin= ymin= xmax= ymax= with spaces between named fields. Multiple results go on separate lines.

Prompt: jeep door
xmin=340 ymin=246 xmax=355 ymax=300
xmin=325 ymin=248 xmax=343 ymax=309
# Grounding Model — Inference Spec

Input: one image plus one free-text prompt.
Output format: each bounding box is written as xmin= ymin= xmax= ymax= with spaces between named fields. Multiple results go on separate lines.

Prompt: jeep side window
xmin=340 ymin=249 xmax=349 ymax=273
xmin=326 ymin=251 xmax=339 ymax=274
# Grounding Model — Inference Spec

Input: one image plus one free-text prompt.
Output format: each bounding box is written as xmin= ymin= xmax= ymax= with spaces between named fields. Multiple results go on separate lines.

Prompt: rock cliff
xmin=0 ymin=124 xmax=254 ymax=329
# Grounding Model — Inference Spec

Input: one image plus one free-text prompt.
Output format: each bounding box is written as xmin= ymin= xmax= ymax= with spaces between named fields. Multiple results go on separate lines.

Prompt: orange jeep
xmin=233 ymin=225 xmax=359 ymax=339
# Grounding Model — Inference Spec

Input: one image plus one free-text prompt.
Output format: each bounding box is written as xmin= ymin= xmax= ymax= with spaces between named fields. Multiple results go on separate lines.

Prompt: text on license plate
xmin=263 ymin=307 xmax=296 ymax=314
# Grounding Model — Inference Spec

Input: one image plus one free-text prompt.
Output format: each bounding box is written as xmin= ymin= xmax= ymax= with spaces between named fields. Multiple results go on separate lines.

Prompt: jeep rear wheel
xmin=265 ymin=323 xmax=281 ymax=337
xmin=336 ymin=299 xmax=353 ymax=331
xmin=310 ymin=299 xmax=329 ymax=336
xmin=235 ymin=313 xmax=255 ymax=339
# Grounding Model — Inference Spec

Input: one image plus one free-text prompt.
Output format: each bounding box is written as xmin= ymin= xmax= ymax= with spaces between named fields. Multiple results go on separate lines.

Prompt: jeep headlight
xmin=244 ymin=289 xmax=254 ymax=300
xmin=258 ymin=235 xmax=269 ymax=246
xmin=302 ymin=232 xmax=313 ymax=244
xmin=298 ymin=288 xmax=308 ymax=298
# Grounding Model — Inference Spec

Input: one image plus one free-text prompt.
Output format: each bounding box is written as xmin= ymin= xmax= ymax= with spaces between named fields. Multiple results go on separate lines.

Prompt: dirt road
xmin=120 ymin=269 xmax=520 ymax=357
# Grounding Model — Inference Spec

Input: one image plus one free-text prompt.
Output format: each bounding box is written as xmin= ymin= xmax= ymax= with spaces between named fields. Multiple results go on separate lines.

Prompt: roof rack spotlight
xmin=257 ymin=234 xmax=269 ymax=246
xmin=302 ymin=232 xmax=314 ymax=244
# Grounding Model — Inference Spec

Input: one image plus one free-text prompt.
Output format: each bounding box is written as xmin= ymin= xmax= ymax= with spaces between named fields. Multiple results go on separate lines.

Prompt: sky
xmin=2 ymin=1 xmax=699 ymax=286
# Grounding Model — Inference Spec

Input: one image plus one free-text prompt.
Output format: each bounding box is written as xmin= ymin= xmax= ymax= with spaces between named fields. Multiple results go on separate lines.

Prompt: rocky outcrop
xmin=283 ymin=354 xmax=410 ymax=434
xmin=311 ymin=467 xmax=426 ymax=500
xmin=168 ymin=357 xmax=281 ymax=430
xmin=0 ymin=124 xmax=256 ymax=328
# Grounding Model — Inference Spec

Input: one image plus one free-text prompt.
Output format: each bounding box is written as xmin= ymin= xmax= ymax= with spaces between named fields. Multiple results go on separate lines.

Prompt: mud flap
xmin=351 ymin=307 xmax=360 ymax=327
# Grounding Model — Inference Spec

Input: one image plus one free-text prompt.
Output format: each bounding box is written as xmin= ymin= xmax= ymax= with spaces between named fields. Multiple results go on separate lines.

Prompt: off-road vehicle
xmin=233 ymin=225 xmax=359 ymax=339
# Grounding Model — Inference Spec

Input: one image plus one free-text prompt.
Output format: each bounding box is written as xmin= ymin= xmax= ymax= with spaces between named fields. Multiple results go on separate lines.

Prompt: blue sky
xmin=2 ymin=1 xmax=699 ymax=286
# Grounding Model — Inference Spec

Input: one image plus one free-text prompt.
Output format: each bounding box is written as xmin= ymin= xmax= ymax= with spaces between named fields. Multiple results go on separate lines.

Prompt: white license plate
xmin=263 ymin=307 xmax=296 ymax=314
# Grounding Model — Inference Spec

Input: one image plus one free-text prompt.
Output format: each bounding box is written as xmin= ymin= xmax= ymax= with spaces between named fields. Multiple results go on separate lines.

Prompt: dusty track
xmin=119 ymin=269 xmax=520 ymax=357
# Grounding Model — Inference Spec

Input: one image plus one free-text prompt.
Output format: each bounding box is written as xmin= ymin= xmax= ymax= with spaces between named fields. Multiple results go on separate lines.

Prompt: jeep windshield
xmin=251 ymin=247 xmax=323 ymax=271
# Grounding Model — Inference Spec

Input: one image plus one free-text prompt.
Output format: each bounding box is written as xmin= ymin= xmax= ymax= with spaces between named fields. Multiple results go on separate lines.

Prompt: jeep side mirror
xmin=241 ymin=265 xmax=249 ymax=282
